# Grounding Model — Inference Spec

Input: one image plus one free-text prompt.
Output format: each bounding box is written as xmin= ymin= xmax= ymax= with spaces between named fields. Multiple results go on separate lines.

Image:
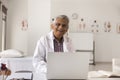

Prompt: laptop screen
xmin=47 ymin=52 xmax=90 ymax=79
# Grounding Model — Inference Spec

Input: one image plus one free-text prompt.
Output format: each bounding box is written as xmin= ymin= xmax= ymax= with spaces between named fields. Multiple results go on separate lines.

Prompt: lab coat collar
xmin=48 ymin=30 xmax=68 ymax=52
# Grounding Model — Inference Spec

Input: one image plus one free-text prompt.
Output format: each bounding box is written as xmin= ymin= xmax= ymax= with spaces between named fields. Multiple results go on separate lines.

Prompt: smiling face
xmin=51 ymin=17 xmax=69 ymax=41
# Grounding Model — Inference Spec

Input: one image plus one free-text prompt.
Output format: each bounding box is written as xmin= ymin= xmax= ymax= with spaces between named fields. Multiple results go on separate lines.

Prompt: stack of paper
xmin=88 ymin=70 xmax=120 ymax=78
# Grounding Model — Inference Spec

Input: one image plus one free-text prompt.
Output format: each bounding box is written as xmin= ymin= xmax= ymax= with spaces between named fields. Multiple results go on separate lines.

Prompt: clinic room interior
xmin=0 ymin=0 xmax=120 ymax=79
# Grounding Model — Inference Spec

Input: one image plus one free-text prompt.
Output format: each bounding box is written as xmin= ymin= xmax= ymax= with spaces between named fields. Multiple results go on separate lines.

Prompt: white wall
xmin=51 ymin=0 xmax=120 ymax=62
xmin=28 ymin=0 xmax=50 ymax=55
xmin=5 ymin=0 xmax=50 ymax=56
xmin=5 ymin=0 xmax=120 ymax=61
xmin=6 ymin=0 xmax=28 ymax=55
xmin=95 ymin=33 xmax=120 ymax=62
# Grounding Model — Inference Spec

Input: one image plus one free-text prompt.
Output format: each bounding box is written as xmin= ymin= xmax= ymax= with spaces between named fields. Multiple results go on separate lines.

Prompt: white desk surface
xmin=33 ymin=72 xmax=120 ymax=80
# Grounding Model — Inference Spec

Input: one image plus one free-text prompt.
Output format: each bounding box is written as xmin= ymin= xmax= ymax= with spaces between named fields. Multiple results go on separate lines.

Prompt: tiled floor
xmin=89 ymin=62 xmax=112 ymax=71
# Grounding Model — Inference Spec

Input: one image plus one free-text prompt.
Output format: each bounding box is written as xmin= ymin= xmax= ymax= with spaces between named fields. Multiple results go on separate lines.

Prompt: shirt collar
xmin=51 ymin=31 xmax=64 ymax=43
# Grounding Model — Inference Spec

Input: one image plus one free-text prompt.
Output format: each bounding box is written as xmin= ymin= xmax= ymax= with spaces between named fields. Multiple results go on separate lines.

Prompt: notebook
xmin=47 ymin=52 xmax=90 ymax=80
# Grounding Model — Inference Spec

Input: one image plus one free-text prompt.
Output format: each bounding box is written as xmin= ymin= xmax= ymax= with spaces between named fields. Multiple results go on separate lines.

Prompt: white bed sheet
xmin=0 ymin=56 xmax=33 ymax=72
xmin=0 ymin=56 xmax=34 ymax=80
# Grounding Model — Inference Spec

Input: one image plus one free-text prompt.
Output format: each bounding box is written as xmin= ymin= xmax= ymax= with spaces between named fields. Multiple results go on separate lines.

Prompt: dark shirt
xmin=54 ymin=38 xmax=64 ymax=52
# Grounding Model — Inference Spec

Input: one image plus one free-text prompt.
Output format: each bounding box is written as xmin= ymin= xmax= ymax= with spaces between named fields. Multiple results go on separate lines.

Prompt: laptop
xmin=47 ymin=52 xmax=90 ymax=80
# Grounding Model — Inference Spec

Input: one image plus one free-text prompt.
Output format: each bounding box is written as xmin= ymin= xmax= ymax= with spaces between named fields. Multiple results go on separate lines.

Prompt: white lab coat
xmin=33 ymin=31 xmax=74 ymax=73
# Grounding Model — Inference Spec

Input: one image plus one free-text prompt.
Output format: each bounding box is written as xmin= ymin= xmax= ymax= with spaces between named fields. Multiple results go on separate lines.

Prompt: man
xmin=33 ymin=15 xmax=74 ymax=73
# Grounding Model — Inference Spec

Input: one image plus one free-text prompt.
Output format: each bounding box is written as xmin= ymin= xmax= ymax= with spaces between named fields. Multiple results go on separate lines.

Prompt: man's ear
xmin=51 ymin=24 xmax=54 ymax=29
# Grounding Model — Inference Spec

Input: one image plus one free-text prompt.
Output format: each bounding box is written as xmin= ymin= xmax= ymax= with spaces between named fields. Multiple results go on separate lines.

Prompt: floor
xmin=89 ymin=62 xmax=112 ymax=71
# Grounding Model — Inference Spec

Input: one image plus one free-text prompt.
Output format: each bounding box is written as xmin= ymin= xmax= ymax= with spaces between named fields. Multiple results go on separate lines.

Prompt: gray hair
xmin=52 ymin=15 xmax=69 ymax=24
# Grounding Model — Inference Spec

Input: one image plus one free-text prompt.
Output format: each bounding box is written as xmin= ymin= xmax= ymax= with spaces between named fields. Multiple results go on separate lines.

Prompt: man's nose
xmin=59 ymin=25 xmax=64 ymax=28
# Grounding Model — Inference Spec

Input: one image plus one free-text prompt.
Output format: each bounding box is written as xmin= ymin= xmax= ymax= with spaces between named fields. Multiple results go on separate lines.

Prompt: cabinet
xmin=69 ymin=32 xmax=95 ymax=65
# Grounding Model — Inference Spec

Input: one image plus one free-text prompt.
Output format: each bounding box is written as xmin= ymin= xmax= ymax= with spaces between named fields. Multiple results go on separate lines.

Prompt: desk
xmin=33 ymin=72 xmax=120 ymax=80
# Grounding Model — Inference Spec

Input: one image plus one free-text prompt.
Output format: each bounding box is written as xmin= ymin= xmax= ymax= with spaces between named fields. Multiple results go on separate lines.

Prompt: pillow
xmin=0 ymin=49 xmax=24 ymax=58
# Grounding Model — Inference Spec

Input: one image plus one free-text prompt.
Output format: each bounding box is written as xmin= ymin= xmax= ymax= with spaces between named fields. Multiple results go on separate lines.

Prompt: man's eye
xmin=62 ymin=24 xmax=66 ymax=27
xmin=56 ymin=23 xmax=60 ymax=26
xmin=55 ymin=23 xmax=68 ymax=28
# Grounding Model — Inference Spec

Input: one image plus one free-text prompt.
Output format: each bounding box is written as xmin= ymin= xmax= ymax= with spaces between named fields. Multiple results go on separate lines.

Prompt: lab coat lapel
xmin=63 ymin=36 xmax=69 ymax=52
xmin=47 ymin=31 xmax=54 ymax=52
